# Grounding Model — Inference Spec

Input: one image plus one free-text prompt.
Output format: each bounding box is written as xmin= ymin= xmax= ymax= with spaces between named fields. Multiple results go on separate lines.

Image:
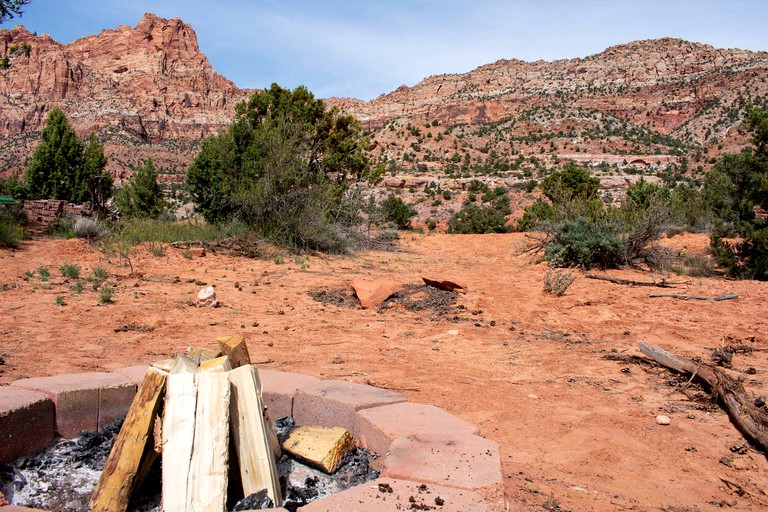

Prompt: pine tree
xmin=25 ymin=108 xmax=85 ymax=201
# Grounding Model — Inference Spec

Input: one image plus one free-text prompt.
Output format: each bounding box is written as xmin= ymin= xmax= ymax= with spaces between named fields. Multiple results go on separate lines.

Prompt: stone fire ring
xmin=1 ymin=367 xmax=503 ymax=512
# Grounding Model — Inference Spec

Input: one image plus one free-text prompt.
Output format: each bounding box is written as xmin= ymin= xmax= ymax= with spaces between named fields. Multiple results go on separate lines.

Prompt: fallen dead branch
xmin=638 ymin=341 xmax=768 ymax=453
xmin=365 ymin=379 xmax=421 ymax=392
xmin=648 ymin=293 xmax=739 ymax=301
xmin=585 ymin=273 xmax=685 ymax=288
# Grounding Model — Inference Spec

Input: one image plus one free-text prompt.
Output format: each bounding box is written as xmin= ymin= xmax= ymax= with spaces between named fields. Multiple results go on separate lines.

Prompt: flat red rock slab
xmin=350 ymin=278 xmax=400 ymax=309
xmin=422 ymin=277 xmax=467 ymax=293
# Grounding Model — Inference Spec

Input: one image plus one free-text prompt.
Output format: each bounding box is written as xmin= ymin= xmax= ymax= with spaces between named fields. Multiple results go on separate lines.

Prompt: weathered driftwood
xmin=585 ymin=273 xmax=682 ymax=288
xmin=217 ymin=335 xmax=251 ymax=368
xmin=638 ymin=341 xmax=768 ymax=452
xmin=648 ymin=293 xmax=739 ymax=301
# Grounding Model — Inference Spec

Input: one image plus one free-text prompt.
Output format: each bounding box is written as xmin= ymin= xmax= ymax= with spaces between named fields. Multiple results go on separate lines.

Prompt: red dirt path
xmin=1 ymin=233 xmax=767 ymax=511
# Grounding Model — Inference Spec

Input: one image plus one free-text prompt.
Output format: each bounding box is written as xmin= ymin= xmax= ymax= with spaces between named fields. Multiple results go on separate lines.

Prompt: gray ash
xmin=1 ymin=416 xmax=378 ymax=511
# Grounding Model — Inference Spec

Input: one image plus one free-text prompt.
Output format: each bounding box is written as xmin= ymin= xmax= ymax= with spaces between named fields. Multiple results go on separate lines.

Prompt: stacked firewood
xmin=89 ymin=336 xmax=282 ymax=512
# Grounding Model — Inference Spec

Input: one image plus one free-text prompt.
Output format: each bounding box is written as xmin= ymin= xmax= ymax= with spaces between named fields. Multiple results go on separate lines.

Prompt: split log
xmin=585 ymin=273 xmax=682 ymax=288
xmin=638 ymin=341 xmax=768 ymax=453
xmin=170 ymin=354 xmax=199 ymax=374
xmin=187 ymin=346 xmax=222 ymax=363
xmin=648 ymin=293 xmax=739 ymax=301
xmin=282 ymin=426 xmax=355 ymax=474
xmin=229 ymin=365 xmax=282 ymax=506
xmin=217 ymin=335 xmax=251 ymax=368
xmin=150 ymin=358 xmax=177 ymax=373
xmin=90 ymin=367 xmax=167 ymax=512
xmin=162 ymin=372 xmax=198 ymax=512
xmin=199 ymin=355 xmax=233 ymax=373
xmin=187 ymin=372 xmax=231 ymax=511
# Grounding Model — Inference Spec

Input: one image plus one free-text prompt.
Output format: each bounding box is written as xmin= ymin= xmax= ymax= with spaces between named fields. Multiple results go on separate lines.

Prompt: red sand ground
xmin=1 ymin=233 xmax=767 ymax=511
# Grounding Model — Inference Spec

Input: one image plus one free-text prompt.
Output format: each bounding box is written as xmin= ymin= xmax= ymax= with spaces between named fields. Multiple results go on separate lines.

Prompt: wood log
xmin=150 ymin=358 xmax=177 ymax=373
xmin=282 ymin=426 xmax=355 ymax=474
xmin=162 ymin=372 xmax=198 ymax=512
xmin=90 ymin=367 xmax=167 ymax=512
xmin=648 ymin=293 xmax=739 ymax=301
xmin=585 ymin=273 xmax=682 ymax=288
xmin=228 ymin=365 xmax=282 ymax=506
xmin=638 ymin=341 xmax=768 ymax=453
xmin=187 ymin=346 xmax=222 ymax=363
xmin=187 ymin=371 xmax=231 ymax=511
xmin=199 ymin=355 xmax=233 ymax=373
xmin=217 ymin=335 xmax=251 ymax=368
xmin=170 ymin=354 xmax=199 ymax=374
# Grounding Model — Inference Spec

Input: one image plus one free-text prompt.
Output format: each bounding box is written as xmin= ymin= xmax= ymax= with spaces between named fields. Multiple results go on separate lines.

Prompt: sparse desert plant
xmin=54 ymin=296 xmax=66 ymax=306
xmin=99 ymin=284 xmax=114 ymax=304
xmin=73 ymin=217 xmax=107 ymax=241
xmin=0 ymin=214 xmax=23 ymax=248
xmin=59 ymin=263 xmax=81 ymax=279
xmin=36 ymin=266 xmax=50 ymax=281
xmin=92 ymin=266 xmax=108 ymax=282
xmin=543 ymin=267 xmax=577 ymax=296
xmin=146 ymin=241 xmax=166 ymax=257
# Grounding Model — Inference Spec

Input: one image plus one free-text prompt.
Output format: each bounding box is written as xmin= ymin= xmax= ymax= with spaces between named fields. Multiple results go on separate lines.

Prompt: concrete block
xmin=382 ymin=434 xmax=504 ymax=511
xmin=258 ymin=369 xmax=321 ymax=420
xmin=114 ymin=365 xmax=151 ymax=385
xmin=12 ymin=372 xmax=136 ymax=438
xmin=0 ymin=388 xmax=55 ymax=465
xmin=299 ymin=478 xmax=488 ymax=512
xmin=356 ymin=402 xmax=477 ymax=456
xmin=294 ymin=380 xmax=405 ymax=434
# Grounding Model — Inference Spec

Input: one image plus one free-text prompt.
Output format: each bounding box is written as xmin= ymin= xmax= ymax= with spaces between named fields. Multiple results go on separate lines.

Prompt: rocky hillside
xmin=0 ymin=13 xmax=248 ymax=180
xmin=334 ymin=38 xmax=768 ymax=183
xmin=0 ymin=14 xmax=766 ymax=186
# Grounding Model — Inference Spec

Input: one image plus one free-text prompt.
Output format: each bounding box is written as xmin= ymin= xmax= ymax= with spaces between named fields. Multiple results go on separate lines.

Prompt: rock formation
xmin=1 ymin=14 xmax=766 ymax=181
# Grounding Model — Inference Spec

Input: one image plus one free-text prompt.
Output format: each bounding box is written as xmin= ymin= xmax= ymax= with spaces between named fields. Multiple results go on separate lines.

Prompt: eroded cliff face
xmin=0 ymin=14 xmax=765 ymax=181
xmin=0 ymin=13 xmax=249 ymax=178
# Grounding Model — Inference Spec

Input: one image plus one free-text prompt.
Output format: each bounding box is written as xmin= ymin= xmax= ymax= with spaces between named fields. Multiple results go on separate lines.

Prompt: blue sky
xmin=4 ymin=0 xmax=768 ymax=100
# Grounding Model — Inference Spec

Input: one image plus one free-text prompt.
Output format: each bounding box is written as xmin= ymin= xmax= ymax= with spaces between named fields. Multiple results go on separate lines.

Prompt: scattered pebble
xmin=656 ymin=415 xmax=671 ymax=425
xmin=528 ymin=394 xmax=539 ymax=399
xmin=447 ymin=329 xmax=459 ymax=336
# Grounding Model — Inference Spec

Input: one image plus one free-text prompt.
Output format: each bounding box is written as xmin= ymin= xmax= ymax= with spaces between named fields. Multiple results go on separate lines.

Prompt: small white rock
xmin=447 ymin=329 xmax=459 ymax=336
xmin=197 ymin=286 xmax=218 ymax=307
xmin=656 ymin=415 xmax=671 ymax=425
xmin=528 ymin=393 xmax=540 ymax=399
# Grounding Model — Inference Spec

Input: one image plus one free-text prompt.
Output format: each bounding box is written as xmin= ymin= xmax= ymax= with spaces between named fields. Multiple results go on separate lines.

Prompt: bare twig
xmin=585 ymin=273 xmax=686 ymax=288
xmin=649 ymin=293 xmax=739 ymax=301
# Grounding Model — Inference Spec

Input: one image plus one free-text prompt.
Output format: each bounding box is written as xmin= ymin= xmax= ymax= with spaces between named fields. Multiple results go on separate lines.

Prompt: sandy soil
xmin=1 ymin=233 xmax=767 ymax=511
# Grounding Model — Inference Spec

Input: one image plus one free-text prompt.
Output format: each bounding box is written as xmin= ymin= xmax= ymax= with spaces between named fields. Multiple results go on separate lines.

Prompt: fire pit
xmin=0 ymin=367 xmax=503 ymax=511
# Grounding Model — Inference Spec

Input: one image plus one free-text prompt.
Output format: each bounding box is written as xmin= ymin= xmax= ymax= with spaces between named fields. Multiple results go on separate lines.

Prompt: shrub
xmin=543 ymin=217 xmax=625 ymax=269
xmin=59 ymin=263 xmax=81 ymax=279
xmin=73 ymin=217 xmax=107 ymax=240
xmin=447 ymin=204 xmax=510 ymax=234
xmin=543 ymin=268 xmax=576 ymax=296
xmin=45 ymin=218 xmax=74 ymax=239
xmin=0 ymin=214 xmax=23 ymax=248
xmin=381 ymin=194 xmax=415 ymax=230
xmin=37 ymin=266 xmax=50 ymax=281
xmin=516 ymin=199 xmax=554 ymax=231
xmin=442 ymin=190 xmax=452 ymax=200
xmin=426 ymin=219 xmax=437 ymax=231
xmin=99 ymin=284 xmax=114 ymax=304
xmin=116 ymin=158 xmax=166 ymax=219
xmin=146 ymin=241 xmax=166 ymax=257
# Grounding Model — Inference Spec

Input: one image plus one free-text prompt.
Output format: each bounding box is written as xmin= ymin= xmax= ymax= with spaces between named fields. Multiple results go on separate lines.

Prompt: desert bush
xmin=45 ymin=218 xmax=74 ymax=239
xmin=108 ymin=217 xmax=249 ymax=245
xmin=99 ymin=284 xmax=114 ymax=304
xmin=543 ymin=267 xmax=577 ymax=296
xmin=59 ymin=263 xmax=81 ymax=279
xmin=0 ymin=213 xmax=23 ymax=248
xmin=543 ymin=217 xmax=625 ymax=269
xmin=115 ymin=158 xmax=166 ymax=219
xmin=447 ymin=204 xmax=510 ymax=234
xmin=146 ymin=241 xmax=166 ymax=257
xmin=380 ymin=194 xmax=415 ymax=230
xmin=673 ymin=254 xmax=715 ymax=277
xmin=73 ymin=217 xmax=107 ymax=240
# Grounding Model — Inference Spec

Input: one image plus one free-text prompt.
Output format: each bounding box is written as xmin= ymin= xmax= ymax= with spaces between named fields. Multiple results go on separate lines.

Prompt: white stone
xmin=197 ymin=286 xmax=218 ymax=307
xmin=655 ymin=415 xmax=671 ymax=425
xmin=447 ymin=329 xmax=459 ymax=336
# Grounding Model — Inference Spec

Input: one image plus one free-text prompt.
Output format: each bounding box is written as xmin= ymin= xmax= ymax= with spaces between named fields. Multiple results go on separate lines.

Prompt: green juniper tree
xmin=82 ymin=134 xmax=113 ymax=214
xmin=116 ymin=158 xmax=166 ymax=219
xmin=25 ymin=108 xmax=86 ymax=201
xmin=0 ymin=0 xmax=29 ymax=23
xmin=186 ymin=83 xmax=372 ymax=251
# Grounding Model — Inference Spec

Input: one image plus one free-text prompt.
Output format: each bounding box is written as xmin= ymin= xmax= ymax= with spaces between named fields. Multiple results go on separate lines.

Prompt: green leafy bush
xmin=544 ymin=217 xmax=625 ymax=269
xmin=447 ymin=204 xmax=510 ymax=234
xmin=59 ymin=263 xmax=81 ymax=279
xmin=381 ymin=194 xmax=415 ymax=230
xmin=0 ymin=213 xmax=23 ymax=248
xmin=116 ymin=158 xmax=166 ymax=219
